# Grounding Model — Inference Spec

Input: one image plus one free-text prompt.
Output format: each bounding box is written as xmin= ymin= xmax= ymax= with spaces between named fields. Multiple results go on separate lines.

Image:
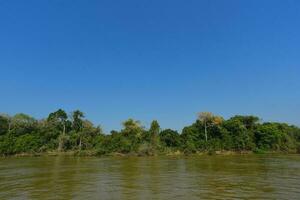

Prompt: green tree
xmin=160 ymin=129 xmax=181 ymax=148
xmin=70 ymin=120 xmax=102 ymax=150
xmin=223 ymin=119 xmax=255 ymax=151
xmin=0 ymin=114 xmax=16 ymax=134
xmin=149 ymin=120 xmax=160 ymax=148
xmin=71 ymin=110 xmax=85 ymax=150
xmin=47 ymin=109 xmax=68 ymax=151
xmin=119 ymin=119 xmax=144 ymax=153
xmin=198 ymin=112 xmax=223 ymax=142
xmin=1 ymin=110 xmax=300 ymax=156
xmin=9 ymin=113 xmax=37 ymax=136
xmin=230 ymin=115 xmax=260 ymax=130
xmin=0 ymin=133 xmax=16 ymax=155
xmin=254 ymin=123 xmax=296 ymax=151
xmin=181 ymin=126 xmax=199 ymax=152
xmin=14 ymin=134 xmax=42 ymax=153
xmin=0 ymin=115 xmax=9 ymax=135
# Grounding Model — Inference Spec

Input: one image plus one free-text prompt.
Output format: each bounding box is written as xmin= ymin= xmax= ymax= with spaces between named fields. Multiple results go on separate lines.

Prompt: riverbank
xmin=2 ymin=149 xmax=298 ymax=158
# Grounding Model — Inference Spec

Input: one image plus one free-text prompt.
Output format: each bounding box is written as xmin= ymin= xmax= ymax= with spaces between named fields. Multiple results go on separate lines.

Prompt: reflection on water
xmin=0 ymin=155 xmax=299 ymax=199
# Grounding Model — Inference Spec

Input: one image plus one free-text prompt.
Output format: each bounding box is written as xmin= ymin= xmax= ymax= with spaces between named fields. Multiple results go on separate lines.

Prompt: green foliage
xmin=10 ymin=113 xmax=37 ymax=136
xmin=0 ymin=133 xmax=16 ymax=155
xmin=0 ymin=115 xmax=9 ymax=135
xmin=254 ymin=123 xmax=296 ymax=151
xmin=148 ymin=120 xmax=160 ymax=148
xmin=14 ymin=134 xmax=42 ymax=153
xmin=0 ymin=110 xmax=300 ymax=156
xmin=72 ymin=110 xmax=84 ymax=132
xmin=223 ymin=119 xmax=255 ymax=151
xmin=160 ymin=129 xmax=181 ymax=148
xmin=181 ymin=125 xmax=201 ymax=151
xmin=230 ymin=115 xmax=259 ymax=129
xmin=47 ymin=110 xmax=70 ymax=131
xmin=118 ymin=119 xmax=144 ymax=152
xmin=47 ymin=109 xmax=69 ymax=151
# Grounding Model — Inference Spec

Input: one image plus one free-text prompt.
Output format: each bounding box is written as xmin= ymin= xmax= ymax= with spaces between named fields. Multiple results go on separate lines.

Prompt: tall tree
xmin=198 ymin=112 xmax=223 ymax=142
xmin=72 ymin=110 xmax=85 ymax=150
xmin=120 ymin=119 xmax=144 ymax=153
xmin=149 ymin=120 xmax=160 ymax=148
xmin=47 ymin=109 xmax=68 ymax=151
xmin=122 ymin=119 xmax=143 ymax=137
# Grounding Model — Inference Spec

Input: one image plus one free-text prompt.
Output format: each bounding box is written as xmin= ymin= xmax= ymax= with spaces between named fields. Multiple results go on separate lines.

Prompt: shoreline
xmin=1 ymin=150 xmax=298 ymax=158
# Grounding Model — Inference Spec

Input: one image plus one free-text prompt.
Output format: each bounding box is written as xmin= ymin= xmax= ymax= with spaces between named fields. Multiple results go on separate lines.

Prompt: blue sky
xmin=0 ymin=0 xmax=299 ymax=132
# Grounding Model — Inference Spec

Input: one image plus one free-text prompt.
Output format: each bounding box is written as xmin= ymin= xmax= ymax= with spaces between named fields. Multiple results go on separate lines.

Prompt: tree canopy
xmin=0 ymin=110 xmax=299 ymax=156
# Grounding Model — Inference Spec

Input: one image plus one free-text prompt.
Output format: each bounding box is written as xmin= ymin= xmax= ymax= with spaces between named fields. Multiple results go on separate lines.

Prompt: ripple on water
xmin=0 ymin=155 xmax=300 ymax=200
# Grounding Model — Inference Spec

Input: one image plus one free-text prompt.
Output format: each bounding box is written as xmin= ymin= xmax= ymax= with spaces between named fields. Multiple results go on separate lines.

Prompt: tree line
xmin=0 ymin=110 xmax=300 ymax=156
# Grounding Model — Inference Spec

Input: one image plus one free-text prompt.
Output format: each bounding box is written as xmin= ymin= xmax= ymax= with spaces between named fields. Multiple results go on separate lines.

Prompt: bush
xmin=14 ymin=134 xmax=42 ymax=153
xmin=0 ymin=134 xmax=16 ymax=155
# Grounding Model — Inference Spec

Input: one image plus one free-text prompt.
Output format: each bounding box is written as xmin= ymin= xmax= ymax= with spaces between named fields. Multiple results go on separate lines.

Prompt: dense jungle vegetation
xmin=0 ymin=110 xmax=300 ymax=156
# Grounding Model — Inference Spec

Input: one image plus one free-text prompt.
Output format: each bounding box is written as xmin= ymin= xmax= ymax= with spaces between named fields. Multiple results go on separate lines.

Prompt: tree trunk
xmin=63 ymin=123 xmax=66 ymax=136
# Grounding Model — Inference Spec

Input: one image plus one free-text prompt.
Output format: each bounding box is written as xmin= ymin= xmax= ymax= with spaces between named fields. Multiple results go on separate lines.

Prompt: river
xmin=0 ymin=155 xmax=299 ymax=199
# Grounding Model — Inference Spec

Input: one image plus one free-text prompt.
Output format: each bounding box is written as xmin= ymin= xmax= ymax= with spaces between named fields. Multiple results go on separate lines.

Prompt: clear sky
xmin=0 ymin=0 xmax=299 ymax=132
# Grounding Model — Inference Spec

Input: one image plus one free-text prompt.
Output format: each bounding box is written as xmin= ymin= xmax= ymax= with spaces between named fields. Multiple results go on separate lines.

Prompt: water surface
xmin=0 ymin=155 xmax=299 ymax=199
